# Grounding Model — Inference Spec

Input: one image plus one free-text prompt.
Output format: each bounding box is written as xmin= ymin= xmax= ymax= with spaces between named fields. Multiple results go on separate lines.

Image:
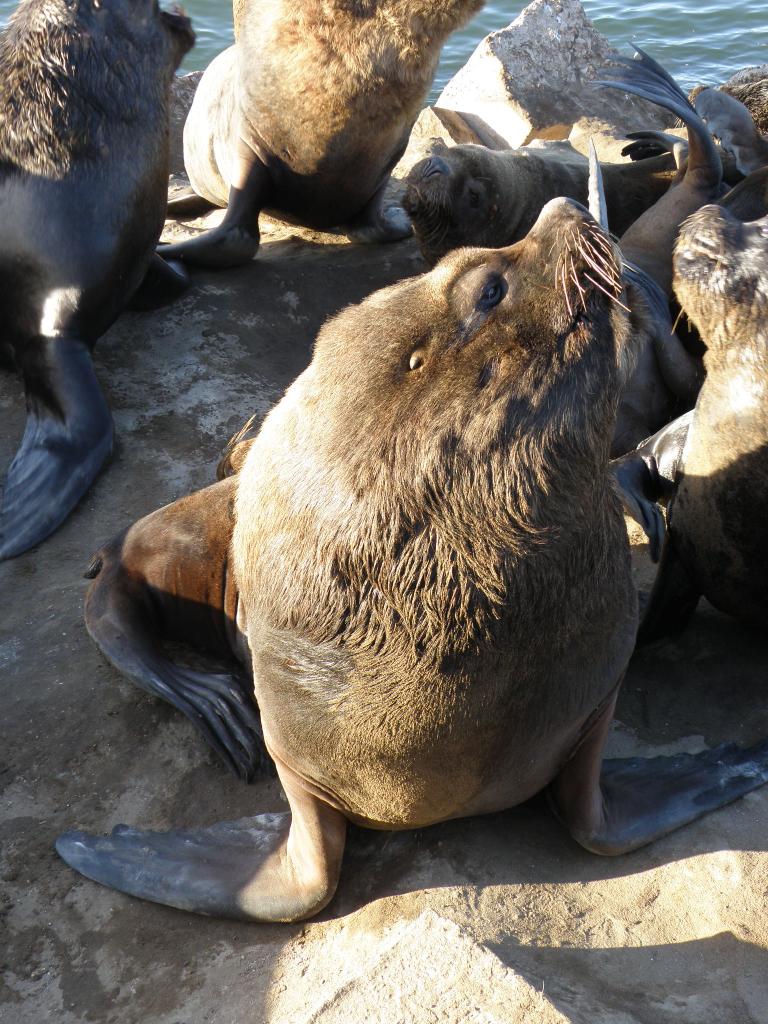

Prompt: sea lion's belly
xmin=250 ymin=620 xmax=633 ymax=830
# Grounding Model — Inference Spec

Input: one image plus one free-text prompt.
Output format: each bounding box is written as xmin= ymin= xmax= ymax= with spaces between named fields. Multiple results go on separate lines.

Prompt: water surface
xmin=0 ymin=1 xmax=766 ymax=97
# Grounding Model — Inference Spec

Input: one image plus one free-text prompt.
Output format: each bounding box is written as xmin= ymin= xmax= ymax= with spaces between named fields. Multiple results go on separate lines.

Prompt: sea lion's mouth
xmin=402 ymin=181 xmax=454 ymax=266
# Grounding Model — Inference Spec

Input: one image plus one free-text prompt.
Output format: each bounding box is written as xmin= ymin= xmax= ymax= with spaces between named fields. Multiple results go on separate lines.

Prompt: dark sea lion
xmin=403 ymin=139 xmax=679 ymax=266
xmin=615 ymin=202 xmax=768 ymax=642
xmin=58 ymin=198 xmax=768 ymax=923
xmin=0 ymin=0 xmax=194 ymax=560
xmin=161 ymin=0 xmax=484 ymax=268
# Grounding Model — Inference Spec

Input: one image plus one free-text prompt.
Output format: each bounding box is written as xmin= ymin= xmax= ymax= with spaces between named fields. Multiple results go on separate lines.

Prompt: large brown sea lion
xmin=0 ymin=0 xmax=194 ymax=560
xmin=614 ymin=202 xmax=768 ymax=641
xmin=161 ymin=0 xmax=484 ymax=268
xmin=57 ymin=197 xmax=768 ymax=923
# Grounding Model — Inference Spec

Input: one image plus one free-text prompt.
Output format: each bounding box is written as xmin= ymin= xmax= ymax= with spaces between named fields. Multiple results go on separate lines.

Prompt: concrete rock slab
xmin=268 ymin=910 xmax=569 ymax=1023
xmin=436 ymin=0 xmax=667 ymax=148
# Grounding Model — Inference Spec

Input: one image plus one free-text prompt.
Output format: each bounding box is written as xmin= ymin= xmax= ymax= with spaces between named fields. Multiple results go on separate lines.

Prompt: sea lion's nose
xmin=421 ymin=155 xmax=450 ymax=179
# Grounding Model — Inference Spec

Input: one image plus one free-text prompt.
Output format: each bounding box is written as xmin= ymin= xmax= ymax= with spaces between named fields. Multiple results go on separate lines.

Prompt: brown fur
xmin=233 ymin=199 xmax=639 ymax=829
xmin=182 ymin=0 xmax=483 ymax=222
xmin=669 ymin=205 xmax=768 ymax=626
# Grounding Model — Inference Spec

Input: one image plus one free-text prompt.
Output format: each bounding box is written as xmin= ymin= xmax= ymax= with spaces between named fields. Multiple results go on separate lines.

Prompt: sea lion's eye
xmin=477 ymin=276 xmax=507 ymax=312
xmin=467 ymin=186 xmax=481 ymax=209
xmin=409 ymin=350 xmax=425 ymax=371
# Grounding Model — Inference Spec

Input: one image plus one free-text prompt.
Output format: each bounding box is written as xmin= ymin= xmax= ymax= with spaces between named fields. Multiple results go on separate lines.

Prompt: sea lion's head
xmin=305 ymin=197 xmax=633 ymax=503
xmin=403 ymin=142 xmax=510 ymax=266
xmin=674 ymin=204 xmax=768 ymax=349
xmin=0 ymin=0 xmax=195 ymax=177
xmin=4 ymin=0 xmax=194 ymax=79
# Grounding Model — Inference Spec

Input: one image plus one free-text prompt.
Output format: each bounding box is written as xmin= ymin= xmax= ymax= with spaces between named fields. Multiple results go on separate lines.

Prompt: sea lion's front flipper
xmin=85 ymin=478 xmax=266 ymax=781
xmin=0 ymin=335 xmax=113 ymax=560
xmin=56 ymin=766 xmax=347 ymax=921
xmin=127 ymin=254 xmax=190 ymax=311
xmin=159 ymin=151 xmax=268 ymax=268
xmin=551 ymin=687 xmax=768 ymax=855
xmin=610 ymin=410 xmax=692 ymax=562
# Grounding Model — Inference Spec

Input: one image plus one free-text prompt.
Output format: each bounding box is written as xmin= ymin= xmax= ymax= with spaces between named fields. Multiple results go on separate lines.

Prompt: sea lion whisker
xmin=559 ymin=258 xmax=573 ymax=317
xmin=580 ymin=246 xmax=622 ymax=294
xmin=583 ymin=273 xmax=631 ymax=312
xmin=569 ymin=254 xmax=587 ymax=312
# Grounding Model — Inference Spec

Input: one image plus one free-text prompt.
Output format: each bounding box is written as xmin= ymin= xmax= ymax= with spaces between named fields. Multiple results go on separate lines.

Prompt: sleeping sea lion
xmin=403 ymin=140 xmax=679 ymax=267
xmin=0 ymin=0 xmax=194 ymax=560
xmin=57 ymin=197 xmax=768 ymax=922
xmin=614 ymin=202 xmax=768 ymax=641
xmin=160 ymin=0 xmax=484 ymax=268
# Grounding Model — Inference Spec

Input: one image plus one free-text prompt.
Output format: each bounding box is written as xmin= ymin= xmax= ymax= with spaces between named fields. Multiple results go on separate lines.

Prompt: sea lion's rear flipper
xmin=56 ymin=767 xmax=347 ymax=921
xmin=166 ymin=184 xmax=217 ymax=218
xmin=550 ymin=687 xmax=768 ymax=855
xmin=127 ymin=254 xmax=190 ymax=311
xmin=344 ymin=181 xmax=413 ymax=244
xmin=597 ymin=47 xmax=721 ymax=193
xmin=85 ymin=479 xmax=267 ymax=781
xmin=622 ymin=130 xmax=689 ymax=169
xmin=0 ymin=335 xmax=113 ymax=560
xmin=610 ymin=410 xmax=692 ymax=563
xmin=159 ymin=154 xmax=268 ymax=268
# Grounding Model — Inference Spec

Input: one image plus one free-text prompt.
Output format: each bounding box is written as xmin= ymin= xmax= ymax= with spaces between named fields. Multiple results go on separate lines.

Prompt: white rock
xmin=437 ymin=0 xmax=667 ymax=149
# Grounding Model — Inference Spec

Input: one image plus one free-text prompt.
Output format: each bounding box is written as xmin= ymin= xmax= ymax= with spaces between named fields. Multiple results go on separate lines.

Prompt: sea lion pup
xmin=160 ymin=0 xmax=484 ymax=268
xmin=58 ymin=199 xmax=768 ymax=923
xmin=403 ymin=140 xmax=678 ymax=266
xmin=0 ymin=0 xmax=194 ymax=560
xmin=694 ymin=88 xmax=768 ymax=176
xmin=614 ymin=203 xmax=768 ymax=642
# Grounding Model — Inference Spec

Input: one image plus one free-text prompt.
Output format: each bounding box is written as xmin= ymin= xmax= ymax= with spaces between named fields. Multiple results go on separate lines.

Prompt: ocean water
xmin=0 ymin=1 xmax=766 ymax=96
